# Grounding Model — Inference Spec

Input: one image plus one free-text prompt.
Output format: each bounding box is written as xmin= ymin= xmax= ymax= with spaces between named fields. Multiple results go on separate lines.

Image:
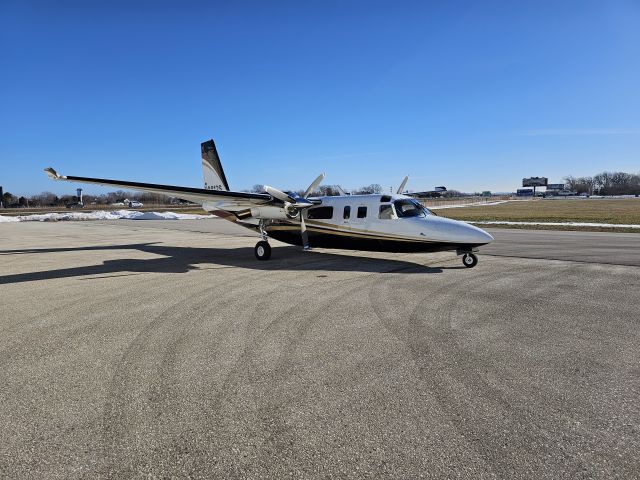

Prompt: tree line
xmin=564 ymin=171 xmax=640 ymax=195
xmin=248 ymin=184 xmax=385 ymax=196
xmin=2 ymin=184 xmax=390 ymax=207
xmin=1 ymin=190 xmax=180 ymax=208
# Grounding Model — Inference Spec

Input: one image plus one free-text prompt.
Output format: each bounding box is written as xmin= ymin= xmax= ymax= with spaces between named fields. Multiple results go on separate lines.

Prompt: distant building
xmin=545 ymin=183 xmax=576 ymax=197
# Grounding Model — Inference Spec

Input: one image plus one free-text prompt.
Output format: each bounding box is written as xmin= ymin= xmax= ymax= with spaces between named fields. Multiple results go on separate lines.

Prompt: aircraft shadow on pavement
xmin=0 ymin=243 xmax=459 ymax=285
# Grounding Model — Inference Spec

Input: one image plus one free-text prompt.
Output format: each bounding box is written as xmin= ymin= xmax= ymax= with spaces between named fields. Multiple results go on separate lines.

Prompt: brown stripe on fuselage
xmin=267 ymin=222 xmax=446 ymax=244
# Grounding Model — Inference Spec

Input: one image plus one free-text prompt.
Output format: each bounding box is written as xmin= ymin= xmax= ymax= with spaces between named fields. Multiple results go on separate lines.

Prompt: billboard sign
xmin=523 ymin=177 xmax=548 ymax=187
xmin=547 ymin=183 xmax=565 ymax=190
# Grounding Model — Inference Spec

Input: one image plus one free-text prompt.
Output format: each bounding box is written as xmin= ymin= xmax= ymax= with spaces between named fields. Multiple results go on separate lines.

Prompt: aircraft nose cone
xmin=466 ymin=223 xmax=493 ymax=244
xmin=420 ymin=216 xmax=493 ymax=245
xmin=445 ymin=219 xmax=493 ymax=245
xmin=477 ymin=227 xmax=494 ymax=243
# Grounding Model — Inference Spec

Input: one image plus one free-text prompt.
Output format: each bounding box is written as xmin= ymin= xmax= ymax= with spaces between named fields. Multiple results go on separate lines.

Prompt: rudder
xmin=201 ymin=139 xmax=230 ymax=191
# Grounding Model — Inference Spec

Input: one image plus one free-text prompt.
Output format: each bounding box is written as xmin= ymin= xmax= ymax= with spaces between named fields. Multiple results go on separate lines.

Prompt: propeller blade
xmin=265 ymin=185 xmax=314 ymax=208
xmin=265 ymin=185 xmax=296 ymax=204
xmin=397 ymin=175 xmax=409 ymax=194
xmin=303 ymin=173 xmax=326 ymax=198
xmin=300 ymin=210 xmax=309 ymax=250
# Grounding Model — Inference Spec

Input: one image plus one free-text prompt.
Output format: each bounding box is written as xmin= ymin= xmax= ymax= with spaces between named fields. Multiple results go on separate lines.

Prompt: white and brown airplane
xmin=45 ymin=139 xmax=493 ymax=268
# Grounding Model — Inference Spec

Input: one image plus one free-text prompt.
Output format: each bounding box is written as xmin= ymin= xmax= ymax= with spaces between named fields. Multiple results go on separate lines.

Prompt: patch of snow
xmin=0 ymin=210 xmax=215 ymax=222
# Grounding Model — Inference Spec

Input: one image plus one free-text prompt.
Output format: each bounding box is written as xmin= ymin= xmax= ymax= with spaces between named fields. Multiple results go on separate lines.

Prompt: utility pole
xmin=0 ymin=185 xmax=3 ymax=208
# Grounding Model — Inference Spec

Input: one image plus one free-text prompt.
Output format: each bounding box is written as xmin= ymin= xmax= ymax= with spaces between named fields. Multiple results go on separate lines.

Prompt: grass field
xmin=437 ymin=199 xmax=640 ymax=232
xmin=3 ymin=198 xmax=639 ymax=233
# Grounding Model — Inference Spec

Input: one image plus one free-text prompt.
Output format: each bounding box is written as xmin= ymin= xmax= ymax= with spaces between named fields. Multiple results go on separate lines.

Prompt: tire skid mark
xmin=99 ymin=257 xmax=450 ymax=477
xmin=188 ymin=270 xmax=386 ymax=477
xmin=368 ymin=264 xmax=592 ymax=478
xmin=201 ymin=281 xmax=349 ymax=455
xmin=100 ymin=271 xmax=253 ymax=477
xmin=100 ymin=264 xmax=331 ymax=477
xmin=250 ymin=281 xmax=368 ymax=465
xmin=101 ymin=287 xmax=209 ymax=477
xmin=0 ymin=288 xmax=135 ymax=368
xmin=415 ymin=269 xmax=587 ymax=477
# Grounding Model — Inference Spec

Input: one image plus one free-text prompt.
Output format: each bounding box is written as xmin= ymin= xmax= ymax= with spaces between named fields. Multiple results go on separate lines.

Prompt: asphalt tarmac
xmin=1 ymin=219 xmax=639 ymax=479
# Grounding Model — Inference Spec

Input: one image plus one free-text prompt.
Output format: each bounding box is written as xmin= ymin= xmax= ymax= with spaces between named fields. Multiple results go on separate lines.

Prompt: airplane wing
xmin=407 ymin=186 xmax=447 ymax=198
xmin=44 ymin=168 xmax=273 ymax=210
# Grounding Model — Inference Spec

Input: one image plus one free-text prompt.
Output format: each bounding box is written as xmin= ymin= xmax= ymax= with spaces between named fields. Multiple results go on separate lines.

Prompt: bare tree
xmin=567 ymin=171 xmax=640 ymax=195
xmin=353 ymin=184 xmax=383 ymax=194
xmin=2 ymin=191 xmax=18 ymax=206
xmin=30 ymin=191 xmax=59 ymax=206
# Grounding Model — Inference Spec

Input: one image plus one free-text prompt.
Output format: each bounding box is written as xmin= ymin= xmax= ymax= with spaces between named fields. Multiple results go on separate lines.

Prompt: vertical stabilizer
xmin=201 ymin=139 xmax=230 ymax=191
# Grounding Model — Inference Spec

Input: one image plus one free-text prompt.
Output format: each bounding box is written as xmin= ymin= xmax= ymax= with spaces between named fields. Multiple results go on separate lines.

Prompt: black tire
xmin=254 ymin=241 xmax=271 ymax=261
xmin=462 ymin=253 xmax=478 ymax=268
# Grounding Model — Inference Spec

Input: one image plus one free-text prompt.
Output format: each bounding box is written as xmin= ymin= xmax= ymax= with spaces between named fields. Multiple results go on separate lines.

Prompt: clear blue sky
xmin=1 ymin=0 xmax=639 ymax=196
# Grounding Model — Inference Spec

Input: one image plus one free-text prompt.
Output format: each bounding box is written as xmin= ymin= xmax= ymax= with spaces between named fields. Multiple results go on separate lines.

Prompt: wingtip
xmin=44 ymin=167 xmax=61 ymax=179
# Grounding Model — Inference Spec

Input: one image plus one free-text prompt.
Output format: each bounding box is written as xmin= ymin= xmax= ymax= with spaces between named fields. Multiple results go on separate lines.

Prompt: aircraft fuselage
xmin=214 ymin=194 xmax=494 ymax=254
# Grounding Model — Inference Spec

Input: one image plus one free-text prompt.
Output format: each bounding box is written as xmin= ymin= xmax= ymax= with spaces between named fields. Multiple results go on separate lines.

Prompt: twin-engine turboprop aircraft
xmin=45 ymin=139 xmax=493 ymax=268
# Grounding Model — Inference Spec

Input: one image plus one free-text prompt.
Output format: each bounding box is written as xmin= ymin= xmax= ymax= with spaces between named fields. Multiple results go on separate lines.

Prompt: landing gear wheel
xmin=462 ymin=253 xmax=478 ymax=268
xmin=254 ymin=241 xmax=272 ymax=261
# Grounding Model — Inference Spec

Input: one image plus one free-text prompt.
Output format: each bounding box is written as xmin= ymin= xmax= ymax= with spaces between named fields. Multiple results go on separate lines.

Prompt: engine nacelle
xmin=250 ymin=206 xmax=290 ymax=221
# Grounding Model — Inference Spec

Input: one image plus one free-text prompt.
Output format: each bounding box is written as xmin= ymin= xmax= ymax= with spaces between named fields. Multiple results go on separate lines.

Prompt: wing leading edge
xmin=44 ymin=168 xmax=273 ymax=209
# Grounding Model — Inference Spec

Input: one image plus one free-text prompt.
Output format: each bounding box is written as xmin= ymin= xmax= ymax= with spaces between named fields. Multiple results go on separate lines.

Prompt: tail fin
xmin=201 ymin=139 xmax=230 ymax=191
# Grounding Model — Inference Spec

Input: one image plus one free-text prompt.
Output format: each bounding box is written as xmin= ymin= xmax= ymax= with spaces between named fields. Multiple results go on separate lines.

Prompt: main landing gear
xmin=254 ymin=241 xmax=272 ymax=261
xmin=255 ymin=219 xmax=272 ymax=261
xmin=462 ymin=253 xmax=478 ymax=268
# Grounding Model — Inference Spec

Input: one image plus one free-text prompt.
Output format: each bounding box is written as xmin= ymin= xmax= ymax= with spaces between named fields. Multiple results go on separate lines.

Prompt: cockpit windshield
xmin=393 ymin=199 xmax=435 ymax=218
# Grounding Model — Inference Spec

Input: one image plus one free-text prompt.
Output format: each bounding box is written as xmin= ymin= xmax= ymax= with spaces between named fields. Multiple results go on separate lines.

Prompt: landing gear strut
xmin=255 ymin=219 xmax=272 ymax=261
xmin=462 ymin=253 xmax=478 ymax=268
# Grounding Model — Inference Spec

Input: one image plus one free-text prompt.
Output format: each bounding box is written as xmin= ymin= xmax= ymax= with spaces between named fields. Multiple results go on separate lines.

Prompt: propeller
xmin=264 ymin=172 xmax=325 ymax=250
xmin=264 ymin=186 xmax=313 ymax=208
xmin=397 ymin=175 xmax=409 ymax=194
xmin=300 ymin=208 xmax=309 ymax=250
xmin=303 ymin=173 xmax=326 ymax=198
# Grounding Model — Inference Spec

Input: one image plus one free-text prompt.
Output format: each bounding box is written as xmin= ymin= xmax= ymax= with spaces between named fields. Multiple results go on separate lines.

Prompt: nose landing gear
xmin=462 ymin=253 xmax=478 ymax=268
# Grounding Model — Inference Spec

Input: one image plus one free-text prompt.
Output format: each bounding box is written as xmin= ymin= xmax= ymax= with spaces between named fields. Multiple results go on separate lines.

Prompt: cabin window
xmin=343 ymin=206 xmax=351 ymax=219
xmin=307 ymin=206 xmax=334 ymax=220
xmin=379 ymin=204 xmax=394 ymax=219
xmin=357 ymin=206 xmax=367 ymax=218
xmin=380 ymin=195 xmax=392 ymax=202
